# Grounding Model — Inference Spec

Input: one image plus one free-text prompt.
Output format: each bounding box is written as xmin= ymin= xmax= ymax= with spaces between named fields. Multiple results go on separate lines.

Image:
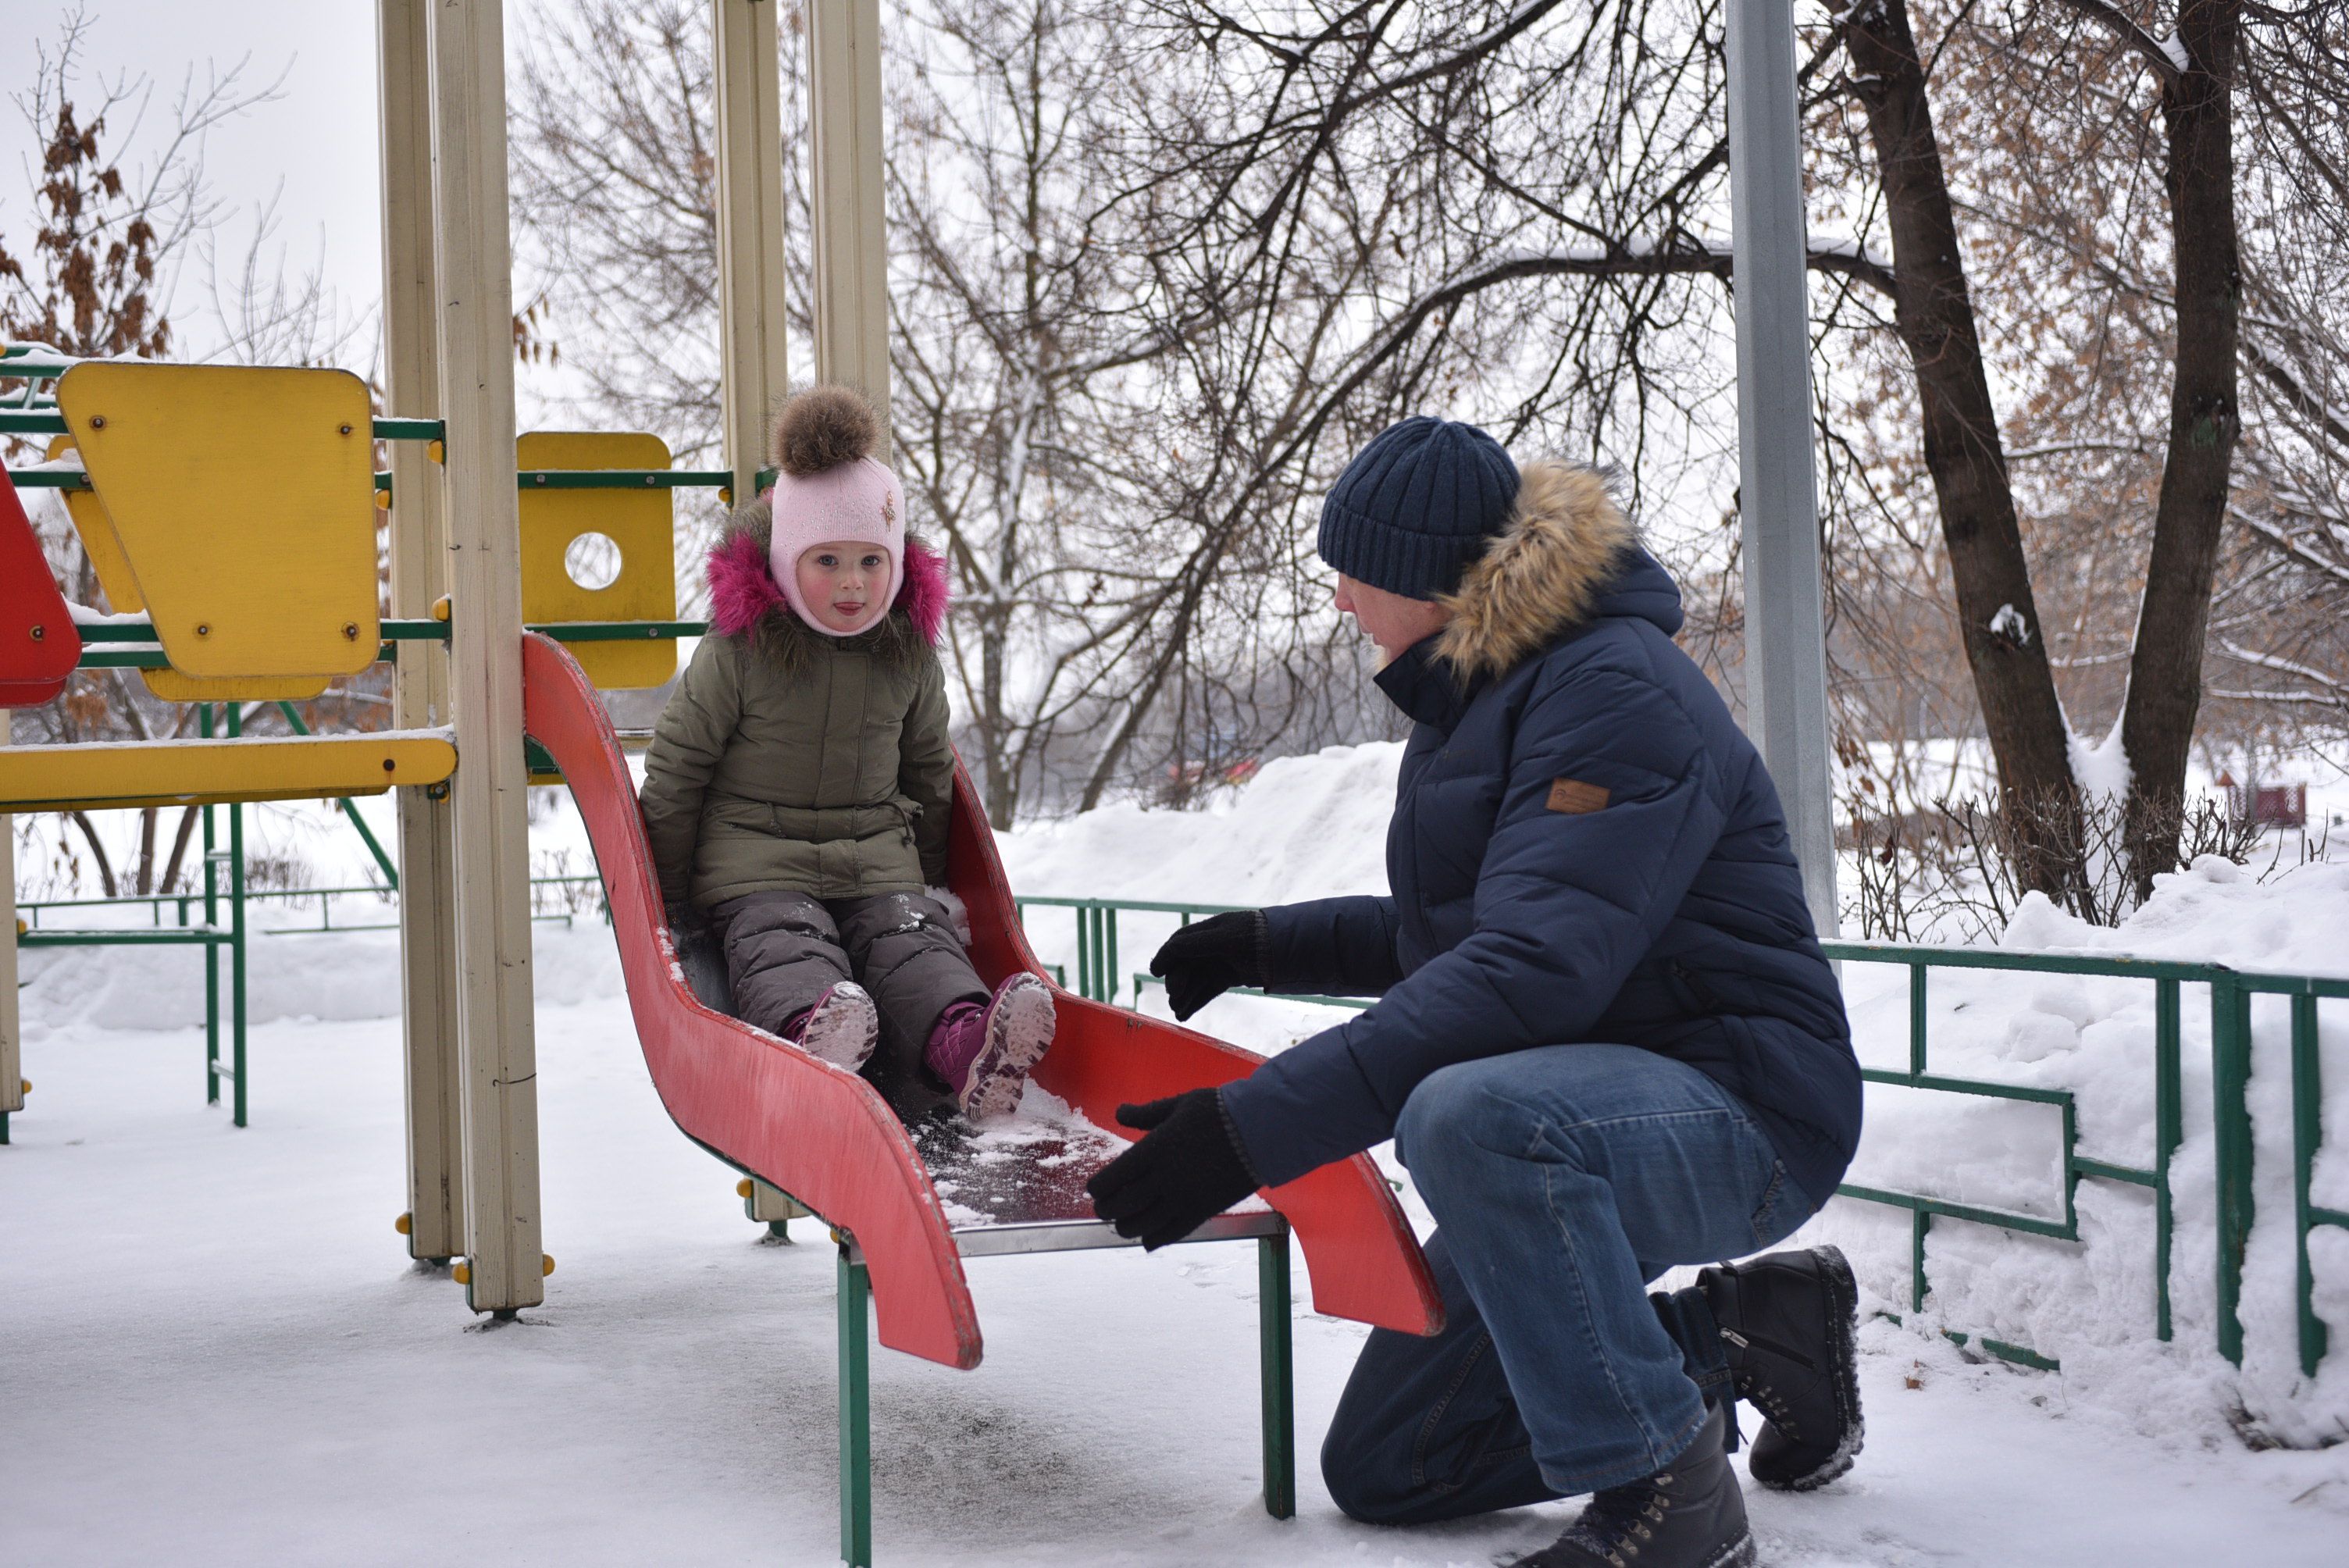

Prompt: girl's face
xmin=796 ymin=540 xmax=889 ymax=633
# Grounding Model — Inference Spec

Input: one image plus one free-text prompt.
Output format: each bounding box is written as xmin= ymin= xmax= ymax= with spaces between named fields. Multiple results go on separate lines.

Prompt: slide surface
xmin=520 ymin=632 xmax=1441 ymax=1369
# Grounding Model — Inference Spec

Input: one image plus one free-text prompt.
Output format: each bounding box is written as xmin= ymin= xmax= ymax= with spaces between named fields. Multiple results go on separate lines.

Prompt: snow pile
xmin=997 ymin=741 xmax=1403 ymax=907
xmin=1813 ymin=857 xmax=2349 ymax=1448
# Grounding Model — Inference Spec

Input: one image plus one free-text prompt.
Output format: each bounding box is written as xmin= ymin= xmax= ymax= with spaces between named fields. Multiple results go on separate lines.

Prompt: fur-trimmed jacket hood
xmin=1432 ymin=459 xmax=1679 ymax=682
xmin=707 ymin=496 xmax=950 ymax=672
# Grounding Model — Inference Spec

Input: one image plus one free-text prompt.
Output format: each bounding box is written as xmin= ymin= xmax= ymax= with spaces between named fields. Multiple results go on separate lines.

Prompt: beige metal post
xmin=807 ymin=0 xmax=891 ymax=459
xmin=376 ymin=0 xmax=463 ymax=1263
xmin=714 ymin=0 xmax=793 ymax=503
xmin=715 ymin=0 xmax=807 ymax=1233
xmin=426 ymin=0 xmax=544 ymax=1312
xmin=1 ymin=711 xmax=20 ymax=1127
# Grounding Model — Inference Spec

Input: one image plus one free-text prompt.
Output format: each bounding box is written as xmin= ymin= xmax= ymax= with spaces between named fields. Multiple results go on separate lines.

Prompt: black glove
xmin=1086 ymin=1088 xmax=1261 ymax=1250
xmin=1148 ymin=910 xmax=1267 ymax=1021
xmin=665 ymin=900 xmax=712 ymax=957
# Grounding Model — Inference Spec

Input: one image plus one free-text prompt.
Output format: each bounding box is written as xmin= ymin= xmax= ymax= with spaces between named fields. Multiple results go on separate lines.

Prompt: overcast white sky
xmin=7 ymin=2 xmax=412 ymax=363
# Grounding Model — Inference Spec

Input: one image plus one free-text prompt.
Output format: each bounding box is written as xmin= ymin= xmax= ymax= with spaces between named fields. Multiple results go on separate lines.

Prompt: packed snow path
xmin=8 ymin=979 xmax=2345 ymax=1564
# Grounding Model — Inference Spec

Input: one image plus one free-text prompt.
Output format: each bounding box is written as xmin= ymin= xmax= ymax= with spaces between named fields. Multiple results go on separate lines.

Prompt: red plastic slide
xmin=0 ymin=466 xmax=81 ymax=707
xmin=521 ymin=631 xmax=1440 ymax=1368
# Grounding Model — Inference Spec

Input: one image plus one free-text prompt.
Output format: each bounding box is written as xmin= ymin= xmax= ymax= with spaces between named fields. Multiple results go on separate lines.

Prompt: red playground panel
xmin=518 ymin=632 xmax=1440 ymax=1368
xmin=0 ymin=465 xmax=81 ymax=707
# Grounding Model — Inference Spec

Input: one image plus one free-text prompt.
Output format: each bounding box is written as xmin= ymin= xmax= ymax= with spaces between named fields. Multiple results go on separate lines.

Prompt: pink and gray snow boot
xmin=786 ymin=982 xmax=880 ymax=1072
xmin=927 ymin=972 xmax=1056 ymax=1118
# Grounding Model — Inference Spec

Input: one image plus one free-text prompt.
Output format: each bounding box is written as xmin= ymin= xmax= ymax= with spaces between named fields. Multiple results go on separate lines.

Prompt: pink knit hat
xmin=765 ymin=387 xmax=903 ymax=638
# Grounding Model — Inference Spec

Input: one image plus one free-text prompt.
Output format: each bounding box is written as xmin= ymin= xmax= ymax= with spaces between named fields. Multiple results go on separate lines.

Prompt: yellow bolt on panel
xmin=541 ymin=1254 xmax=556 ymax=1278
xmin=56 ymin=364 xmax=381 ymax=679
xmin=0 ymin=732 xmax=457 ymax=814
xmin=453 ymin=1260 xmax=471 ymax=1285
xmin=395 ymin=1212 xmax=414 ymax=1236
xmin=737 ymin=1178 xmax=755 ymax=1199
xmin=518 ymin=431 xmax=678 ymax=690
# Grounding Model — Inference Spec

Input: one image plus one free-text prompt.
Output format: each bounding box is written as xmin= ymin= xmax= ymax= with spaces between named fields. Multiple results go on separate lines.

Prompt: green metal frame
xmin=1015 ymin=897 xmax=2347 ymax=1380
xmin=830 ymin=1219 xmax=1296 ymax=1566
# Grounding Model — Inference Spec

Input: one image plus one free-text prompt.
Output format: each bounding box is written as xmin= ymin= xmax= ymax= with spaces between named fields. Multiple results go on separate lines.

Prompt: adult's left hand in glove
xmin=1085 ymin=1088 xmax=1262 ymax=1251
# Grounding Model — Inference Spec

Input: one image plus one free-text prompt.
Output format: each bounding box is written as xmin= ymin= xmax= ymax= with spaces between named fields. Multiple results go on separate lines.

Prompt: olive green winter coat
xmin=640 ymin=510 xmax=954 ymax=908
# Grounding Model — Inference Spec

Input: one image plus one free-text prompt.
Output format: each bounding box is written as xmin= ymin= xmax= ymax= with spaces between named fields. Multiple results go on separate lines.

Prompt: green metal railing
xmin=1009 ymin=896 xmax=2347 ymax=1382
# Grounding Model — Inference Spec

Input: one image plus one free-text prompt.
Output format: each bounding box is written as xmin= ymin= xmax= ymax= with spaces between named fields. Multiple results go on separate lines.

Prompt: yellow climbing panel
xmin=55 ymin=364 xmax=380 ymax=681
xmin=0 ymin=732 xmax=457 ymax=814
xmin=52 ymin=437 xmax=332 ymax=704
xmin=518 ymin=431 xmax=678 ymax=690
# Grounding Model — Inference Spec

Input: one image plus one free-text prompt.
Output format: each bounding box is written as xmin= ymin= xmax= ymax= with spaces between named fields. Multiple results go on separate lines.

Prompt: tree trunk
xmin=134 ymin=805 xmax=158 ymax=895
xmin=68 ymin=810 xmax=118 ymax=898
xmin=1845 ymin=0 xmax=2091 ymax=910
xmin=2119 ymin=1 xmax=2241 ymax=899
xmin=156 ymin=805 xmax=201 ymax=896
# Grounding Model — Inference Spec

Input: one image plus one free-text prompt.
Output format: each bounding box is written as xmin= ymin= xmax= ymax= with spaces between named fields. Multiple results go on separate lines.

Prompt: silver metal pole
xmin=1727 ymin=0 xmax=1839 ymax=935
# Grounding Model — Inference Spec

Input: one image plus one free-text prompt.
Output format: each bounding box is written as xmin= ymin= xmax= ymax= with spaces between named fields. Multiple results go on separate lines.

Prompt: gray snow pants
xmin=714 ymin=889 xmax=987 ymax=1117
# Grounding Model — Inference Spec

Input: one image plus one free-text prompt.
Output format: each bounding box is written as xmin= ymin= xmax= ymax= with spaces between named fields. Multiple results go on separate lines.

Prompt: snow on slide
xmin=516 ymin=633 xmax=1439 ymax=1369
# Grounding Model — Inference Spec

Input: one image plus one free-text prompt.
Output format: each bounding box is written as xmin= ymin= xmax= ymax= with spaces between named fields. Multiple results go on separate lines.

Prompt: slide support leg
xmin=839 ymin=1241 xmax=873 ymax=1567
xmin=1260 ymin=1228 xmax=1296 ymax=1520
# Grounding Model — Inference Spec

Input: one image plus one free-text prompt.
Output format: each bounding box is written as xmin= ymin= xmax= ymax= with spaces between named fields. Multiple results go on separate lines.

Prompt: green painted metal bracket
xmin=839 ymin=1242 xmax=873 ymax=1568
xmin=1259 ymin=1231 xmax=1296 ymax=1520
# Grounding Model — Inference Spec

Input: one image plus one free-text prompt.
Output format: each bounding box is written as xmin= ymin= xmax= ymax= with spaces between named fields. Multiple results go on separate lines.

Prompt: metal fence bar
xmin=2290 ymin=993 xmax=2329 ymax=1377
xmin=2155 ymin=977 xmax=2182 ymax=1341
xmin=2211 ymin=973 xmax=2254 ymax=1365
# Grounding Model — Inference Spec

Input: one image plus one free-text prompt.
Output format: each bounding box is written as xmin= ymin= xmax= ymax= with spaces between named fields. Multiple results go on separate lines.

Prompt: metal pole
xmin=1258 ymin=1230 xmax=1296 ymax=1520
xmin=0 ymin=707 xmax=19 ymax=1144
xmin=807 ymin=0 xmax=892 ymax=460
xmin=427 ymin=0 xmax=544 ymax=1313
xmin=201 ymin=704 xmax=219 ymax=1106
xmin=838 ymin=1242 xmax=873 ymax=1568
xmin=1725 ymin=0 xmax=1838 ymax=935
xmin=228 ymin=703 xmax=248 ymax=1128
xmin=379 ymin=0 xmax=465 ymax=1267
xmin=713 ymin=0 xmax=792 ymax=504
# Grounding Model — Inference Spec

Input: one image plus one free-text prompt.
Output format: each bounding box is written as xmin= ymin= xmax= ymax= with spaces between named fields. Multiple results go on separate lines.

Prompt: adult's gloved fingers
xmin=1114 ymin=1096 xmax=1185 ymax=1132
xmin=1167 ymin=973 xmax=1227 ymax=1021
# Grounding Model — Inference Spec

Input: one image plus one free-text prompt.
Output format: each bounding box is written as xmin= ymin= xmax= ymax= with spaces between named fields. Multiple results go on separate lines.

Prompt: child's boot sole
xmin=963 ymin=975 xmax=1056 ymax=1118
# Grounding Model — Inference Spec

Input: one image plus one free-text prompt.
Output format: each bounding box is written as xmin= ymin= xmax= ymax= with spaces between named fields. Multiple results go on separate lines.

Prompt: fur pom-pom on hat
xmin=772 ymin=384 xmax=880 ymax=476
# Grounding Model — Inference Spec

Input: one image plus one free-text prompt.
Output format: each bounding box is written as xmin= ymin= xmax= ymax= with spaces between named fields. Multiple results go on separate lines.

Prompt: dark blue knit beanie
xmin=1317 ymin=416 xmax=1520 ymax=600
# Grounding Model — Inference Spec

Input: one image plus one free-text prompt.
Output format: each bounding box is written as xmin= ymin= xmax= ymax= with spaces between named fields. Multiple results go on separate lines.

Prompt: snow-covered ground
xmin=9 ymin=740 xmax=2349 ymax=1563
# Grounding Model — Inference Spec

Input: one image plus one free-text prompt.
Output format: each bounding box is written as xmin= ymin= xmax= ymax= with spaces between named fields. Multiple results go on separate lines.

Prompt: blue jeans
xmin=1322 ymin=1044 xmax=1816 ymax=1521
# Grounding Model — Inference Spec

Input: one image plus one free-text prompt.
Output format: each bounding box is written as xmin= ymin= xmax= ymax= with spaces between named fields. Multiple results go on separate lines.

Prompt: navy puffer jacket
xmin=1220 ymin=462 xmax=1859 ymax=1207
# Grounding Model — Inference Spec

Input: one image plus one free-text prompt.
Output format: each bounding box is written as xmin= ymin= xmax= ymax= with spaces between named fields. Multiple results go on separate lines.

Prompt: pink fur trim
xmin=706 ymin=529 xmax=785 ymax=637
xmin=705 ymin=527 xmax=950 ymax=645
xmin=896 ymin=538 xmax=949 ymax=644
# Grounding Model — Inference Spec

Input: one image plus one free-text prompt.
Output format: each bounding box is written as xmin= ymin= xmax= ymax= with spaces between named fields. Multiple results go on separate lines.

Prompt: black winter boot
xmin=1698 ymin=1243 xmax=1862 ymax=1491
xmin=1507 ymin=1403 xmax=1755 ymax=1568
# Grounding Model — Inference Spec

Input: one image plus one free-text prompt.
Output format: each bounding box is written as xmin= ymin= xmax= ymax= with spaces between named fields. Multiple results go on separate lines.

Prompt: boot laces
xmin=1565 ymin=1470 xmax=1676 ymax=1563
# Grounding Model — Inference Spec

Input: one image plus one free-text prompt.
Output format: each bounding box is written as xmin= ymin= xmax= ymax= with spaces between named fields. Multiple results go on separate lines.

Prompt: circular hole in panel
xmin=565 ymin=531 xmax=623 ymax=591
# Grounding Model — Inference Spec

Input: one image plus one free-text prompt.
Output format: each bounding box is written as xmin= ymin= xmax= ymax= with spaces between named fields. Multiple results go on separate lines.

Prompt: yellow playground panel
xmin=51 ymin=436 xmax=331 ymax=703
xmin=519 ymin=430 xmax=679 ymax=690
xmin=0 ymin=732 xmax=456 ymax=815
xmin=55 ymin=363 xmax=380 ymax=682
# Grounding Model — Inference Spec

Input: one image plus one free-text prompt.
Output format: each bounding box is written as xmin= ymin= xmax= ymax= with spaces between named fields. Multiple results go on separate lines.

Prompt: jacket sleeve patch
xmin=1545 ymin=777 xmax=1610 ymax=814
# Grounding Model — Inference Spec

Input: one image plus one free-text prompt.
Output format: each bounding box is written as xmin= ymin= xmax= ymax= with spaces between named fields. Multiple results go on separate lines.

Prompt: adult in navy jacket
xmin=1089 ymin=419 xmax=1865 ymax=1568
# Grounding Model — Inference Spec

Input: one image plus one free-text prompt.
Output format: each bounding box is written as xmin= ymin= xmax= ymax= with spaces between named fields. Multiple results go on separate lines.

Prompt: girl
xmin=641 ymin=386 xmax=1053 ymax=1121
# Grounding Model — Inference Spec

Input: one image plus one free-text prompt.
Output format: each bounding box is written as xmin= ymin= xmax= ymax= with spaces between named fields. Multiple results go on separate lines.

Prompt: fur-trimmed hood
xmin=1431 ymin=459 xmax=1677 ymax=679
xmin=706 ymin=496 xmax=948 ymax=670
